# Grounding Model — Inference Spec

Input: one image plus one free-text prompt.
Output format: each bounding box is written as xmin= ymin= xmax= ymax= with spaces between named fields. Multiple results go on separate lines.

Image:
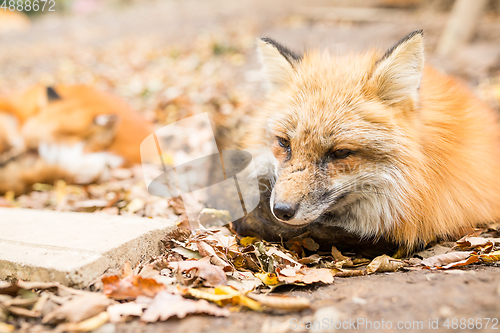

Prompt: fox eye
xmin=331 ymin=149 xmax=353 ymax=159
xmin=277 ymin=137 xmax=291 ymax=150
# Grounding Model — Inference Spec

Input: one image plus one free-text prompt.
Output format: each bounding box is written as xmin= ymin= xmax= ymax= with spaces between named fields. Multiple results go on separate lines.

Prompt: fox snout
xmin=270 ymin=166 xmax=327 ymax=226
xmin=272 ymin=201 xmax=298 ymax=221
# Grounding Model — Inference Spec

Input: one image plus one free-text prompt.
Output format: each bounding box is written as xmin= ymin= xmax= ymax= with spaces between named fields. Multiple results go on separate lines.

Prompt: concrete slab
xmin=0 ymin=208 xmax=176 ymax=287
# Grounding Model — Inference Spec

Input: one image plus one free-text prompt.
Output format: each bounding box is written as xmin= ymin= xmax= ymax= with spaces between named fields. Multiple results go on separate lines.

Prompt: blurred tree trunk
xmin=437 ymin=0 xmax=489 ymax=57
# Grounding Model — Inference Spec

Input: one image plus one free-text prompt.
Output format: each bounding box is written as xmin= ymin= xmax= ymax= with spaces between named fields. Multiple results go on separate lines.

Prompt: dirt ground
xmin=2 ymin=1 xmax=500 ymax=332
xmin=116 ymin=265 xmax=500 ymax=333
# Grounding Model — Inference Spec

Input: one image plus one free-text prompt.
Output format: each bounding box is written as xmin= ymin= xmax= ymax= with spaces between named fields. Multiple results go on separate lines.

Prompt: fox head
xmin=255 ymin=31 xmax=425 ymax=239
xmin=20 ymin=86 xmax=121 ymax=153
xmin=7 ymin=85 xmax=153 ymax=165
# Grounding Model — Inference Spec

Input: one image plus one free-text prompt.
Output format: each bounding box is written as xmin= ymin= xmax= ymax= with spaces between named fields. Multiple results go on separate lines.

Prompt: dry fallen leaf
xmin=172 ymin=246 xmax=203 ymax=260
xmin=331 ymin=268 xmax=365 ymax=277
xmin=102 ymin=275 xmax=166 ymax=300
xmin=226 ymin=271 xmax=263 ymax=291
xmin=477 ymin=250 xmax=500 ymax=262
xmin=413 ymin=244 xmax=453 ymax=259
xmin=277 ymin=268 xmax=334 ymax=285
xmin=42 ymin=293 xmax=112 ymax=324
xmin=187 ymin=286 xmax=262 ymax=311
xmin=141 ymin=291 xmax=229 ymax=322
xmin=196 ymin=240 xmax=232 ymax=269
xmin=366 ymin=255 xmax=404 ymax=274
xmin=0 ymin=322 xmax=15 ymax=332
xmin=107 ymin=302 xmax=148 ymax=323
xmin=239 ymin=236 xmax=258 ymax=246
xmin=455 ymin=236 xmax=497 ymax=251
xmin=266 ymin=247 xmax=301 ymax=267
xmin=286 ymin=236 xmax=320 ymax=255
xmin=298 ymin=254 xmax=321 ymax=265
xmin=168 ymin=261 xmax=227 ymax=287
xmin=0 ymin=282 xmax=20 ymax=296
xmin=331 ymin=246 xmax=354 ymax=268
xmin=255 ymin=273 xmax=280 ymax=286
xmin=54 ymin=311 xmax=109 ymax=332
xmin=420 ymin=251 xmax=478 ymax=269
xmin=122 ymin=262 xmax=133 ymax=278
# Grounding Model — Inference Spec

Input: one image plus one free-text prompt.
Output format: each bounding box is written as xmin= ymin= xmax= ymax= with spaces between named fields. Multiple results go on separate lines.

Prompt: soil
xmin=117 ymin=265 xmax=500 ymax=333
xmin=1 ymin=1 xmax=500 ymax=332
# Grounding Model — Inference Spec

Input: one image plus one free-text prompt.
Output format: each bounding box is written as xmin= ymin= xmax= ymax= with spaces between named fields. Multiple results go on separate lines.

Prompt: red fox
xmin=0 ymin=85 xmax=154 ymax=194
xmin=234 ymin=31 xmax=500 ymax=254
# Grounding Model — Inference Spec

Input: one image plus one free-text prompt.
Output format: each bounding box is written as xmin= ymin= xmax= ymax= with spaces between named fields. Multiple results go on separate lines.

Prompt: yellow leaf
xmin=255 ymin=273 xmax=279 ymax=285
xmin=187 ymin=288 xmax=233 ymax=306
xmin=366 ymin=255 xmax=404 ymax=274
xmin=215 ymin=286 xmax=262 ymax=311
xmin=477 ymin=250 xmax=500 ymax=262
xmin=0 ymin=322 xmax=15 ymax=332
xmin=55 ymin=312 xmax=109 ymax=332
xmin=240 ymin=236 xmax=258 ymax=246
xmin=188 ymin=287 xmax=262 ymax=312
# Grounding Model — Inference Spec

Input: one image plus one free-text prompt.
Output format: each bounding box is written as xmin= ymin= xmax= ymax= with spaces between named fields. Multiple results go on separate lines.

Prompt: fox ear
xmin=257 ymin=38 xmax=301 ymax=90
xmin=369 ymin=30 xmax=424 ymax=106
xmin=46 ymin=86 xmax=62 ymax=102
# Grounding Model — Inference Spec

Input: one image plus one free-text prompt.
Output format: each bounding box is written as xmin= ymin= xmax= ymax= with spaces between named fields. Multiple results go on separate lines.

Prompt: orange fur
xmin=0 ymin=85 xmax=154 ymax=194
xmin=242 ymin=32 xmax=500 ymax=250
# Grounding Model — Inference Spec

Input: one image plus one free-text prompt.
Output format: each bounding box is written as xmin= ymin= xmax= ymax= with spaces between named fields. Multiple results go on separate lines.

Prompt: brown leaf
xmin=168 ymin=261 xmax=227 ymax=286
xmin=196 ymin=240 xmax=231 ymax=269
xmin=420 ymin=251 xmax=477 ymax=269
xmin=278 ymin=268 xmax=334 ymax=285
xmin=366 ymin=255 xmax=404 ymax=274
xmin=42 ymin=293 xmax=112 ymax=324
xmin=107 ymin=302 xmax=148 ymax=323
xmin=172 ymin=246 xmax=203 ymax=260
xmin=202 ymin=231 xmax=239 ymax=253
xmin=302 ymin=268 xmax=335 ymax=284
xmin=102 ymin=275 xmax=166 ymax=301
xmin=332 ymin=269 xmax=365 ymax=277
xmin=6 ymin=306 xmax=40 ymax=318
xmin=141 ymin=291 xmax=229 ymax=322
xmin=54 ymin=311 xmax=109 ymax=332
xmin=161 ymin=227 xmax=192 ymax=249
xmin=455 ymin=236 xmax=499 ymax=251
xmin=331 ymin=246 xmax=349 ymax=262
xmin=414 ymin=244 xmax=453 ymax=259
xmin=122 ymin=261 xmax=133 ymax=278
xmin=302 ymin=238 xmax=320 ymax=251
xmin=0 ymin=282 xmax=20 ymax=296
xmin=331 ymin=246 xmax=354 ymax=268
xmin=226 ymin=271 xmax=263 ymax=291
xmin=298 ymin=254 xmax=321 ymax=265
xmin=0 ymin=295 xmax=38 ymax=308
xmin=266 ymin=247 xmax=301 ymax=267
xmin=286 ymin=236 xmax=319 ymax=255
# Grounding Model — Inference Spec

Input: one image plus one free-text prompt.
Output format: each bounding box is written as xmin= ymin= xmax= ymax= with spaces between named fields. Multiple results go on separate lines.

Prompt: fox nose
xmin=273 ymin=202 xmax=297 ymax=221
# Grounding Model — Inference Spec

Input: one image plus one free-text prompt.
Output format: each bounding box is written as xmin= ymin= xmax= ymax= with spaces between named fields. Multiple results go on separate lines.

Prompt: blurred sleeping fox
xmin=234 ymin=31 xmax=500 ymax=255
xmin=0 ymin=85 xmax=153 ymax=194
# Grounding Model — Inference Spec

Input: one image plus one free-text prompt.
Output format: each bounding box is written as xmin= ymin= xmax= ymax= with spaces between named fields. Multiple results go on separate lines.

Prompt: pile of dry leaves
xmin=1 ymin=211 xmax=499 ymax=332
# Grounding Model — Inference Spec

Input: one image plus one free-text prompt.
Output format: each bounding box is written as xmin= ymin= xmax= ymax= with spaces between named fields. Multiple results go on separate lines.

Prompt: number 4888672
xmin=1 ymin=0 xmax=56 ymax=12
